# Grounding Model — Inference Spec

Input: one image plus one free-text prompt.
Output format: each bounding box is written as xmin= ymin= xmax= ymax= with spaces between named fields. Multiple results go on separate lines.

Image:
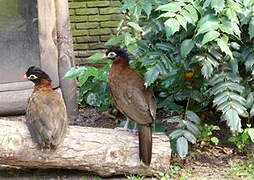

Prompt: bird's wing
xmin=26 ymin=91 xmax=68 ymax=146
xmin=110 ymin=70 xmax=155 ymax=125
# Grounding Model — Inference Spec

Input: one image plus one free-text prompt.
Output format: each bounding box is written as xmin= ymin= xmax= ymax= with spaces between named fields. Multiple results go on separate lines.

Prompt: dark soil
xmin=0 ymin=106 xmax=252 ymax=179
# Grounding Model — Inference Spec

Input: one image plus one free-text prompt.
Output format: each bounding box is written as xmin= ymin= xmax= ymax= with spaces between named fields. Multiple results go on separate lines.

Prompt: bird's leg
xmin=131 ymin=122 xmax=138 ymax=133
xmin=115 ymin=118 xmax=132 ymax=131
xmin=123 ymin=118 xmax=130 ymax=129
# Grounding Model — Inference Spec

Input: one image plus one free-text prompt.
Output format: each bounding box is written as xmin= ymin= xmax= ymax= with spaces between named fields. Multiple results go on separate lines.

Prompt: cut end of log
xmin=0 ymin=117 xmax=171 ymax=177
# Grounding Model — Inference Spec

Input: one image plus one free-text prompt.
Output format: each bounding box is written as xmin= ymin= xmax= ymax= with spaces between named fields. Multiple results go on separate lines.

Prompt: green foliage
xmin=126 ymin=174 xmax=145 ymax=180
xmin=99 ymin=0 xmax=254 ymax=157
xmin=166 ymin=111 xmax=200 ymax=158
xmin=159 ymin=165 xmax=182 ymax=180
xmin=197 ymin=124 xmax=220 ymax=147
xmin=229 ymin=159 xmax=254 ymax=179
xmin=67 ymin=0 xmax=254 ymax=157
xmin=228 ymin=125 xmax=254 ymax=150
xmin=64 ymin=57 xmax=112 ymax=112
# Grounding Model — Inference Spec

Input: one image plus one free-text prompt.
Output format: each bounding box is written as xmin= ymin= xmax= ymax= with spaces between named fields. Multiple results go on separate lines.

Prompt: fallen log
xmin=0 ymin=117 xmax=171 ymax=177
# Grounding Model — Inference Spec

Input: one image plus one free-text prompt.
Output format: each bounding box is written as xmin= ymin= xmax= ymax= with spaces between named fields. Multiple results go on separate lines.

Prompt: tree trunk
xmin=55 ymin=0 xmax=78 ymax=122
xmin=0 ymin=118 xmax=171 ymax=177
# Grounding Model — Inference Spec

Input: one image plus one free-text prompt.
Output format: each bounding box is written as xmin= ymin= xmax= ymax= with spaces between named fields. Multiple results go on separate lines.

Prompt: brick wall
xmin=68 ymin=0 xmax=122 ymax=65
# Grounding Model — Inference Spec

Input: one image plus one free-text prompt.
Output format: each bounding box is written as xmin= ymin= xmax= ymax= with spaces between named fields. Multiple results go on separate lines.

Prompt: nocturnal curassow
xmin=103 ymin=46 xmax=156 ymax=166
xmin=25 ymin=66 xmax=68 ymax=150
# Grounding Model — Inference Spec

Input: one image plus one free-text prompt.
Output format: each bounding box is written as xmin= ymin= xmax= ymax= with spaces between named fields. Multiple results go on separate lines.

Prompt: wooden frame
xmin=0 ymin=0 xmax=78 ymax=121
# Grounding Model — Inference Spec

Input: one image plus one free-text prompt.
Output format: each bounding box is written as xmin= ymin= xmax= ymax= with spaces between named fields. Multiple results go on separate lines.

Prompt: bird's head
xmin=24 ymin=66 xmax=52 ymax=84
xmin=104 ymin=46 xmax=130 ymax=61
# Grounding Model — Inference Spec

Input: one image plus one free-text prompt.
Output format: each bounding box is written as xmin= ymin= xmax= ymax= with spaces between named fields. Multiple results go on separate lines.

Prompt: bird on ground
xmin=25 ymin=66 xmax=68 ymax=150
xmin=103 ymin=46 xmax=156 ymax=166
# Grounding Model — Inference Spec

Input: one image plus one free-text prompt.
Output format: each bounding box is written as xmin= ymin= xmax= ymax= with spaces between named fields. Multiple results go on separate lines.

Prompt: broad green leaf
xmin=231 ymin=22 xmax=241 ymax=37
xmin=134 ymin=4 xmax=142 ymax=18
xmin=86 ymin=66 xmax=99 ymax=77
xmin=180 ymin=9 xmax=195 ymax=25
xmin=211 ymin=0 xmax=225 ymax=13
xmin=197 ymin=14 xmax=217 ymax=28
xmin=87 ymin=53 xmax=104 ymax=62
xmin=176 ymin=136 xmax=188 ymax=158
xmin=203 ymin=0 xmax=212 ymax=9
xmin=164 ymin=18 xmax=180 ymax=37
xmin=211 ymin=137 xmax=219 ymax=145
xmin=186 ymin=110 xmax=201 ymax=124
xmin=208 ymin=73 xmax=225 ymax=86
xmin=185 ymin=121 xmax=200 ymax=135
xmin=196 ymin=18 xmax=219 ymax=35
xmin=224 ymin=109 xmax=242 ymax=133
xmin=245 ymin=52 xmax=254 ymax=70
xmin=210 ymin=82 xmax=245 ymax=95
xmin=201 ymin=59 xmax=214 ymax=78
xmin=185 ymin=4 xmax=198 ymax=23
xmin=191 ymin=90 xmax=203 ymax=103
xmin=181 ymin=39 xmax=195 ymax=57
xmin=127 ymin=22 xmax=143 ymax=32
xmin=244 ymin=0 xmax=254 ymax=7
xmin=176 ymin=15 xmax=187 ymax=30
xmin=247 ymin=128 xmax=254 ymax=142
xmin=144 ymin=65 xmax=160 ymax=87
xmin=250 ymin=104 xmax=254 ymax=117
xmin=156 ymin=2 xmax=185 ymax=12
xmin=165 ymin=116 xmax=182 ymax=123
xmin=213 ymin=91 xmax=230 ymax=106
xmin=201 ymin=31 xmax=220 ymax=46
xmin=169 ymin=129 xmax=185 ymax=139
xmin=207 ymin=54 xmax=219 ymax=67
xmin=248 ymin=17 xmax=254 ymax=39
xmin=124 ymin=32 xmax=134 ymax=46
xmin=87 ymin=93 xmax=100 ymax=106
xmin=78 ymin=70 xmax=89 ymax=86
xmin=183 ymin=131 xmax=197 ymax=143
xmin=225 ymin=8 xmax=238 ymax=22
xmin=140 ymin=0 xmax=152 ymax=17
xmin=105 ymin=36 xmax=123 ymax=46
xmin=216 ymin=37 xmax=233 ymax=59
xmin=214 ymin=91 xmax=246 ymax=106
xmin=220 ymin=18 xmax=234 ymax=35
xmin=64 ymin=66 xmax=85 ymax=79
xmin=158 ymin=12 xmax=176 ymax=18
xmin=247 ymin=92 xmax=254 ymax=108
xmin=231 ymin=101 xmax=247 ymax=116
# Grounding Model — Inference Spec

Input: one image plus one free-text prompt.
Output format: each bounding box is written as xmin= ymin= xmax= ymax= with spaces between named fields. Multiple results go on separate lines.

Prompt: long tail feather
xmin=138 ymin=124 xmax=152 ymax=166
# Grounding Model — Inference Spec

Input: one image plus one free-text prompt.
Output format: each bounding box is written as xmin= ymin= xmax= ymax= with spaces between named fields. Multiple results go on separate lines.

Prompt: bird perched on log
xmin=24 ymin=66 xmax=68 ymax=150
xmin=103 ymin=46 xmax=156 ymax=166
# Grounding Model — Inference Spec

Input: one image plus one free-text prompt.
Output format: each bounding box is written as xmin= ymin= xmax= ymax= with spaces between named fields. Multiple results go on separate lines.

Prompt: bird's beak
xmin=101 ymin=55 xmax=108 ymax=59
xmin=129 ymin=54 xmax=137 ymax=59
xmin=23 ymin=74 xmax=28 ymax=80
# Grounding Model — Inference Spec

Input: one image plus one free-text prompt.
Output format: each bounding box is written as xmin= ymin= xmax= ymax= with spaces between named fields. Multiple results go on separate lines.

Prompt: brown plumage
xmin=25 ymin=66 xmax=68 ymax=150
xmin=104 ymin=46 xmax=156 ymax=166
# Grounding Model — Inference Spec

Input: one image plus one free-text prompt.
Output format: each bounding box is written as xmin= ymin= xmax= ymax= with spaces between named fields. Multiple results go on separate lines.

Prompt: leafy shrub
xmin=66 ymin=0 xmax=254 ymax=157
xmin=64 ymin=55 xmax=112 ymax=112
xmin=229 ymin=125 xmax=254 ymax=150
xmin=197 ymin=124 xmax=220 ymax=147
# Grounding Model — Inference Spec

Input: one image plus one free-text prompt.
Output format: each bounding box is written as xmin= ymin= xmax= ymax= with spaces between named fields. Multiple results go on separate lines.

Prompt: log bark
xmin=55 ymin=0 xmax=78 ymax=122
xmin=0 ymin=118 xmax=171 ymax=177
xmin=38 ymin=0 xmax=59 ymax=88
xmin=0 ymin=89 xmax=32 ymax=115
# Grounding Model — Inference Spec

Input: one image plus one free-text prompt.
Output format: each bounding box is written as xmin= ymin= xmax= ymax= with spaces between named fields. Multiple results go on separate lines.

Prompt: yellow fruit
xmin=184 ymin=71 xmax=194 ymax=80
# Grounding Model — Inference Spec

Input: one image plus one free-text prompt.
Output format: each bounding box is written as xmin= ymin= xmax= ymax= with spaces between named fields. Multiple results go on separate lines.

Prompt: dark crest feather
xmin=26 ymin=66 xmax=52 ymax=82
xmin=106 ymin=46 xmax=129 ymax=60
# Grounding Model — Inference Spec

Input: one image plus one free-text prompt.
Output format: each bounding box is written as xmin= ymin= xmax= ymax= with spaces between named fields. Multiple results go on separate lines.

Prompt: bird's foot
xmin=114 ymin=127 xmax=133 ymax=132
xmin=114 ymin=127 xmax=138 ymax=133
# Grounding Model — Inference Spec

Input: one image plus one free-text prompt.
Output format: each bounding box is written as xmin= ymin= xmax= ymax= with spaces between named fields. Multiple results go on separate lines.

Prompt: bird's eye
xmin=28 ymin=74 xmax=38 ymax=80
xmin=107 ymin=52 xmax=117 ymax=59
